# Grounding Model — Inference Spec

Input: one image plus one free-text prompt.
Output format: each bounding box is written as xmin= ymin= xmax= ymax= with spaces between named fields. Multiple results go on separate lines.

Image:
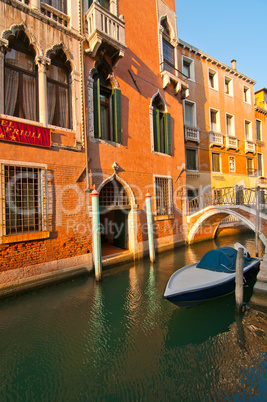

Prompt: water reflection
xmin=0 ymin=232 xmax=266 ymax=401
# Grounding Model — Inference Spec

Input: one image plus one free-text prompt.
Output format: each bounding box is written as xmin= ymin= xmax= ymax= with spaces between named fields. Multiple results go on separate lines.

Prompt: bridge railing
xmin=187 ymin=186 xmax=267 ymax=215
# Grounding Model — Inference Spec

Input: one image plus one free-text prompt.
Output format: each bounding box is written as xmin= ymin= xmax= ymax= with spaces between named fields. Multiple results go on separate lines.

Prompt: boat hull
xmin=163 ymin=260 xmax=260 ymax=308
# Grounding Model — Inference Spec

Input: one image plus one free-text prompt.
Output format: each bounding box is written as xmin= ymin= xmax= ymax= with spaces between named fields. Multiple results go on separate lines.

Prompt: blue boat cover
xmin=196 ymin=247 xmax=251 ymax=273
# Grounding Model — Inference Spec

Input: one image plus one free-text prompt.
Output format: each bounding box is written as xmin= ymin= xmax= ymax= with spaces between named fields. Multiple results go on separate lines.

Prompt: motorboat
xmin=163 ymin=243 xmax=261 ymax=308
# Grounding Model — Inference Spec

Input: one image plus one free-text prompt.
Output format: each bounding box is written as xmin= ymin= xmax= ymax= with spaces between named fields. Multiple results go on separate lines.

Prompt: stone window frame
xmin=182 ymin=56 xmax=195 ymax=81
xmin=0 ymin=159 xmax=50 ymax=244
xmin=153 ymin=174 xmax=173 ymax=218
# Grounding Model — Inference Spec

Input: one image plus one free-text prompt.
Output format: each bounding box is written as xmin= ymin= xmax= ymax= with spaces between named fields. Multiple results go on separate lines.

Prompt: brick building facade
xmin=0 ymin=0 xmax=188 ymax=290
xmin=0 ymin=0 xmax=265 ymax=293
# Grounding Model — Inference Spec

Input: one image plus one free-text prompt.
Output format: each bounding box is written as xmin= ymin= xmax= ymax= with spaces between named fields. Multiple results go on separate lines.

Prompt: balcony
xmin=85 ymin=1 xmax=127 ymax=66
xmin=209 ymin=132 xmax=224 ymax=148
xmin=184 ymin=125 xmax=200 ymax=143
xmin=245 ymin=140 xmax=256 ymax=154
xmin=40 ymin=2 xmax=69 ymax=27
xmin=161 ymin=65 xmax=189 ymax=98
xmin=226 ymin=136 xmax=238 ymax=150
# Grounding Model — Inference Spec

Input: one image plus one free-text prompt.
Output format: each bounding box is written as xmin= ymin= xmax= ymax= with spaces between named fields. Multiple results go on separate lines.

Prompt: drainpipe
xmin=146 ymin=193 xmax=155 ymax=263
xmin=91 ymin=190 xmax=102 ymax=281
xmin=79 ymin=0 xmax=90 ymax=191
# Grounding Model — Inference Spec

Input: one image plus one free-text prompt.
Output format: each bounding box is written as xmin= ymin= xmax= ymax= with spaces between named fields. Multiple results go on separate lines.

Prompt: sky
xmin=175 ymin=0 xmax=267 ymax=91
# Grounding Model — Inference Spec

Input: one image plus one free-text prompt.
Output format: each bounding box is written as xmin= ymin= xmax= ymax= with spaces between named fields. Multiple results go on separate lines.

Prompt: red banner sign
xmin=0 ymin=118 xmax=51 ymax=148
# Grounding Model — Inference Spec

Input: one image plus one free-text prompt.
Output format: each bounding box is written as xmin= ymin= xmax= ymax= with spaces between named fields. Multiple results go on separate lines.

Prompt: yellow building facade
xmin=177 ymin=40 xmax=260 ymax=201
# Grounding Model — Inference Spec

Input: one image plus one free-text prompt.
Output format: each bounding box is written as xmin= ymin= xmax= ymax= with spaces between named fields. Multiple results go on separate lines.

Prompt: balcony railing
xmin=184 ymin=125 xmax=200 ymax=143
xmin=209 ymin=132 xmax=224 ymax=147
xmin=245 ymin=140 xmax=256 ymax=154
xmin=86 ymin=1 xmax=126 ymax=66
xmin=15 ymin=0 xmax=30 ymax=5
xmin=40 ymin=2 xmax=69 ymax=27
xmin=226 ymin=136 xmax=238 ymax=150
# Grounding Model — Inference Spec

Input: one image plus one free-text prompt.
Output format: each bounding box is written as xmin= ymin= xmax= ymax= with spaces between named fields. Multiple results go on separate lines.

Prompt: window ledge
xmin=153 ymin=151 xmax=171 ymax=157
xmin=1 ymin=231 xmax=50 ymax=245
xmin=225 ymin=93 xmax=234 ymax=98
xmin=208 ymin=87 xmax=219 ymax=92
xmin=48 ymin=124 xmax=74 ymax=133
xmin=89 ymin=137 xmax=121 ymax=147
xmin=0 ymin=114 xmax=43 ymax=127
xmin=154 ymin=215 xmax=174 ymax=221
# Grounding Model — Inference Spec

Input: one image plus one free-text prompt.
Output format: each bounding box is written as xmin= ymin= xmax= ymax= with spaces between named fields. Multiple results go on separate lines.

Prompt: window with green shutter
xmin=152 ymin=94 xmax=171 ymax=155
xmin=93 ymin=73 xmax=122 ymax=143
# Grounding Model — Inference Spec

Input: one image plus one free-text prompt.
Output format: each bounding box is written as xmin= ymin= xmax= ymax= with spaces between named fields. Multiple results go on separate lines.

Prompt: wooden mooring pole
xmin=235 ymin=248 xmax=244 ymax=313
xmin=91 ymin=189 xmax=102 ymax=281
xmin=255 ymin=186 xmax=260 ymax=258
xmin=146 ymin=193 xmax=155 ymax=263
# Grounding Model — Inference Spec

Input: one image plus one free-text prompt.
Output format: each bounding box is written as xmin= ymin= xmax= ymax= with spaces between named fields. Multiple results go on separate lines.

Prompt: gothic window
xmin=93 ymin=63 xmax=122 ymax=143
xmin=161 ymin=18 xmax=174 ymax=74
xmin=4 ymin=31 xmax=38 ymax=121
xmin=47 ymin=50 xmax=72 ymax=129
xmin=152 ymin=94 xmax=171 ymax=155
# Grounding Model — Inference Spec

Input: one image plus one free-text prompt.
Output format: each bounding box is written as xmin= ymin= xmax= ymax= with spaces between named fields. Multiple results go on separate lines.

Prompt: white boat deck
xmin=164 ymin=264 xmax=235 ymax=297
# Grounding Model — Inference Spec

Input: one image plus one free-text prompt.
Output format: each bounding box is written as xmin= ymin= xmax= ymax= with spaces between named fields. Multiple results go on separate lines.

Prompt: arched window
xmin=4 ymin=31 xmax=38 ymax=121
xmin=152 ymin=94 xmax=171 ymax=155
xmin=47 ymin=49 xmax=72 ymax=129
xmin=161 ymin=17 xmax=174 ymax=74
xmin=93 ymin=62 xmax=122 ymax=143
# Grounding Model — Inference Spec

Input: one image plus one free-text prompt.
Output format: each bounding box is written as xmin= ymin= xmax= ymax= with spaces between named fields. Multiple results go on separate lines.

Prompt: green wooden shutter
xmin=164 ymin=112 xmax=171 ymax=155
xmin=153 ymin=108 xmax=160 ymax=152
xmin=93 ymin=78 xmax=101 ymax=138
xmin=112 ymin=88 xmax=122 ymax=143
xmin=88 ymin=0 xmax=93 ymax=7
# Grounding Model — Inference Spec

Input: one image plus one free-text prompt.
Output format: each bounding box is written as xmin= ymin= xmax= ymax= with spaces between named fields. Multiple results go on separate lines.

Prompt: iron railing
xmin=187 ymin=186 xmax=267 ymax=215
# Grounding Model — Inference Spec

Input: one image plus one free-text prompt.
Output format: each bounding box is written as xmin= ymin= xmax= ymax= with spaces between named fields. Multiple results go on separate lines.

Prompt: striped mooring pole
xmin=91 ymin=189 xmax=102 ymax=281
xmin=146 ymin=192 xmax=155 ymax=263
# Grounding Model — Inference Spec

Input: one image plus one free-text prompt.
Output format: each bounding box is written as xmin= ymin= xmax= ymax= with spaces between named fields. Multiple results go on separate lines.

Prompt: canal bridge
xmin=186 ymin=186 xmax=267 ymax=247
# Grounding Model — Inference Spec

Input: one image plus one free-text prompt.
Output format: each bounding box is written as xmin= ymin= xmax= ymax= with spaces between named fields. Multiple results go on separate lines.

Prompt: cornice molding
xmin=178 ymin=38 xmax=256 ymax=85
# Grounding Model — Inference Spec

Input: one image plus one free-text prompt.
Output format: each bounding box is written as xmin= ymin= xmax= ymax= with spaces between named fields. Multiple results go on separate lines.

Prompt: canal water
xmin=0 ymin=233 xmax=266 ymax=401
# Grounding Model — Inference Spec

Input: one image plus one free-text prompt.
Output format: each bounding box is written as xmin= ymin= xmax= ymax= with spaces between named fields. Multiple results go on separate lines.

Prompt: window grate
xmin=155 ymin=177 xmax=172 ymax=216
xmin=99 ymin=180 xmax=129 ymax=207
xmin=1 ymin=165 xmax=47 ymax=236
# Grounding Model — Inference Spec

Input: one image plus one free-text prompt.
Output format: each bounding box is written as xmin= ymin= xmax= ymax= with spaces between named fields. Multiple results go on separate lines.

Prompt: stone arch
xmin=97 ymin=173 xmax=137 ymax=207
xmin=159 ymin=15 xmax=176 ymax=46
xmin=2 ymin=23 xmax=43 ymax=60
xmin=46 ymin=43 xmax=76 ymax=72
xmin=97 ymin=173 xmax=138 ymax=253
xmin=150 ymin=90 xmax=168 ymax=113
xmin=89 ymin=58 xmax=119 ymax=89
xmin=187 ymin=207 xmax=267 ymax=247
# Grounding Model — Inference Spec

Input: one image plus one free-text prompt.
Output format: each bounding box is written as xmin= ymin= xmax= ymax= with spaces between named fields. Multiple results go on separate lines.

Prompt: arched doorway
xmin=99 ymin=178 xmax=131 ymax=253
